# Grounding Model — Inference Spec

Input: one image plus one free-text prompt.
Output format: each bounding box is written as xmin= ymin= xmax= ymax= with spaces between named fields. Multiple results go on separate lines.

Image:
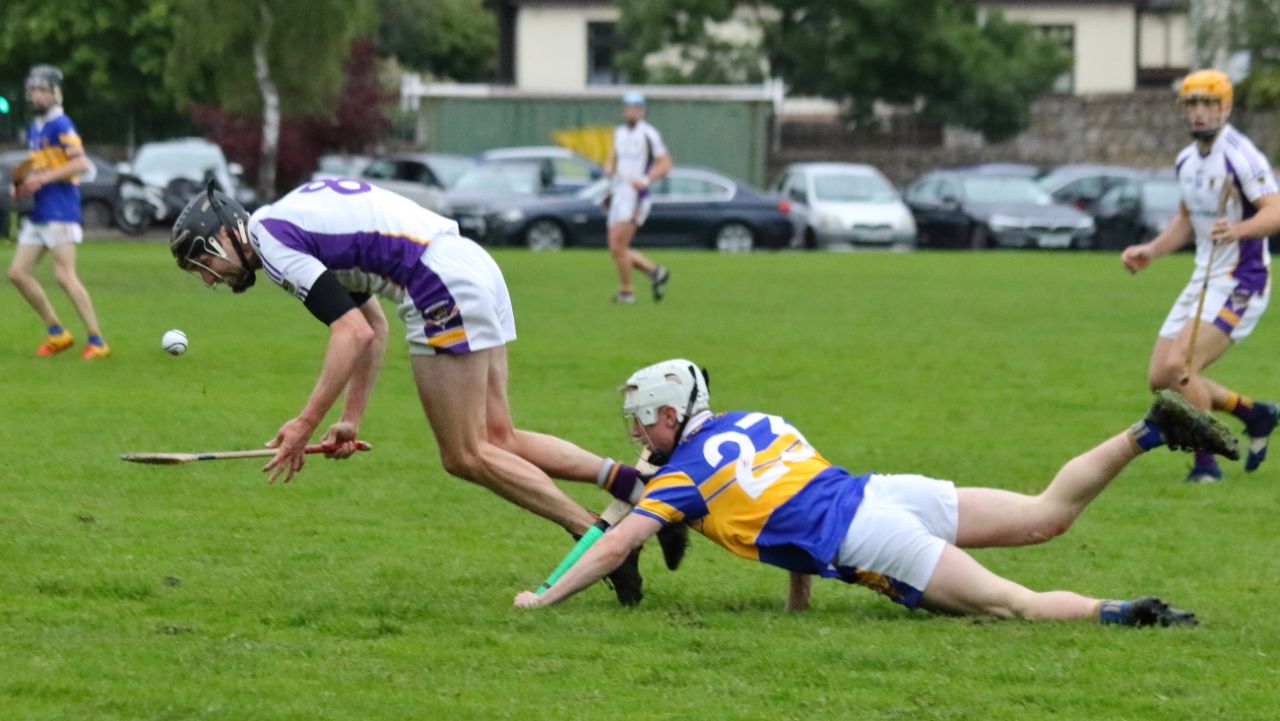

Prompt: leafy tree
xmin=376 ymin=0 xmax=497 ymax=81
xmin=1224 ymin=0 xmax=1280 ymax=110
xmin=0 ymin=0 xmax=182 ymax=143
xmin=167 ymin=0 xmax=375 ymax=198
xmin=617 ymin=0 xmax=1069 ymax=141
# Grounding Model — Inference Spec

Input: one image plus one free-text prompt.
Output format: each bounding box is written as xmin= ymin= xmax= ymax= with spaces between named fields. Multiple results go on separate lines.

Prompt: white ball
xmin=161 ymin=329 xmax=188 ymax=356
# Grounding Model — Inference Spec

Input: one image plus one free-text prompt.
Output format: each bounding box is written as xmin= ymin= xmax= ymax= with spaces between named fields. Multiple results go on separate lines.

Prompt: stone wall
xmin=770 ymin=90 xmax=1280 ymax=186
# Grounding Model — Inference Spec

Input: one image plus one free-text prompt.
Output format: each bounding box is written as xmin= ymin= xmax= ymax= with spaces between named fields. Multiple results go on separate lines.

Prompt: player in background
xmin=169 ymin=180 xmax=655 ymax=605
xmin=515 ymin=358 xmax=1236 ymax=627
xmin=6 ymin=65 xmax=109 ymax=359
xmin=1121 ymin=70 xmax=1280 ymax=483
xmin=604 ymin=92 xmax=671 ymax=304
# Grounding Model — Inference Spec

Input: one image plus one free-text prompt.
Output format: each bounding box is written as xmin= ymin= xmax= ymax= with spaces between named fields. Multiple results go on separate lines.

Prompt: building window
xmin=587 ymin=22 xmax=628 ymax=86
xmin=1038 ymin=25 xmax=1075 ymax=94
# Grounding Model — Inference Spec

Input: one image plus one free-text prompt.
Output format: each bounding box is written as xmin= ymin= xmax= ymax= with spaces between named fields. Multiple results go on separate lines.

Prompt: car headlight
xmin=988 ymin=214 xmax=1024 ymax=231
xmin=500 ymin=208 xmax=525 ymax=224
xmin=1074 ymin=216 xmax=1095 ymax=231
xmin=817 ymin=214 xmax=843 ymax=230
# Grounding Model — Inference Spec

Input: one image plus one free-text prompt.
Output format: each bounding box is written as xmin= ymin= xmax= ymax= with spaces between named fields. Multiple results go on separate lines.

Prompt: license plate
xmin=1039 ymin=233 xmax=1072 ymax=248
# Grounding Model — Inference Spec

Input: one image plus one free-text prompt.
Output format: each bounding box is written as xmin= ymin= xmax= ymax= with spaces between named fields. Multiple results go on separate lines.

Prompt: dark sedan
xmin=1092 ymin=174 xmax=1181 ymax=250
xmin=906 ymin=170 xmax=1096 ymax=249
xmin=467 ymin=167 xmax=795 ymax=252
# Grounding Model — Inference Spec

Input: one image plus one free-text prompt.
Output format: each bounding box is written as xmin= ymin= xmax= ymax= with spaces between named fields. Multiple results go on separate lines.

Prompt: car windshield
xmin=812 ymin=172 xmax=897 ymax=202
xmin=452 ymin=164 xmax=541 ymax=194
xmin=1142 ymin=181 xmax=1181 ymax=210
xmin=963 ymin=176 xmax=1051 ymax=205
xmin=429 ymin=157 xmax=476 ymax=188
xmin=135 ymin=147 xmax=223 ymax=176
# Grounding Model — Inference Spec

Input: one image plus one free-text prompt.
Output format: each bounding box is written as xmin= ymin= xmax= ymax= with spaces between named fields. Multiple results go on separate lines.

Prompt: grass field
xmin=2 ymin=240 xmax=1278 ymax=720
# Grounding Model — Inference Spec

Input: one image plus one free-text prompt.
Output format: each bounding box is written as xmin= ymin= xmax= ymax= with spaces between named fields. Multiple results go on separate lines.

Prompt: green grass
xmin=2 ymin=241 xmax=1278 ymax=720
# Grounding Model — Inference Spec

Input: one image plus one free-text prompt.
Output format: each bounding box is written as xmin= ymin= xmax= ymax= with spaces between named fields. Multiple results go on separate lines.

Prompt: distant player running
xmin=6 ymin=65 xmax=109 ymax=359
xmin=605 ymin=92 xmax=671 ymax=304
xmin=516 ymin=358 xmax=1236 ymax=627
xmin=1121 ymin=70 xmax=1280 ymax=483
xmin=168 ymin=180 xmax=651 ymax=604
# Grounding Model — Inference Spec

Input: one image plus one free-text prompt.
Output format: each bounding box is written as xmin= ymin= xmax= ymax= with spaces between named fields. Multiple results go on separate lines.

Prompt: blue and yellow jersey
xmin=634 ymin=411 xmax=870 ymax=576
xmin=27 ymin=110 xmax=84 ymax=222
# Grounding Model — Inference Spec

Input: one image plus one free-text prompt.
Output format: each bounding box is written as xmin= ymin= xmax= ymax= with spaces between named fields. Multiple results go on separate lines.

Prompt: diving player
xmin=1121 ymin=69 xmax=1280 ymax=483
xmin=515 ymin=358 xmax=1236 ymax=626
xmin=6 ymin=65 xmax=109 ymax=358
xmin=169 ymin=179 xmax=648 ymax=604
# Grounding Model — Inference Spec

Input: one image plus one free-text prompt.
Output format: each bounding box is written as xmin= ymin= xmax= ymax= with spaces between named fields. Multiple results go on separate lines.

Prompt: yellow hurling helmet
xmin=1180 ymin=70 xmax=1233 ymax=108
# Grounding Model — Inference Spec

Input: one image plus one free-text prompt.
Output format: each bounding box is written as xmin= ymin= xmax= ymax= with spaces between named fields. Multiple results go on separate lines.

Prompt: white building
xmin=491 ymin=0 xmax=1193 ymax=96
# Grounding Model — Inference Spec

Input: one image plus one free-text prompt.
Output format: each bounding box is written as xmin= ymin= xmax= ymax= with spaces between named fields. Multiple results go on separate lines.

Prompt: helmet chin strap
xmin=205 ymin=179 xmax=255 ymax=292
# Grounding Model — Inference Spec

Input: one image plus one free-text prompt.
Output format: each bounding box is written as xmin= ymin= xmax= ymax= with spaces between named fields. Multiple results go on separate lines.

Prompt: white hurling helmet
xmin=621 ymin=359 xmax=711 ymax=425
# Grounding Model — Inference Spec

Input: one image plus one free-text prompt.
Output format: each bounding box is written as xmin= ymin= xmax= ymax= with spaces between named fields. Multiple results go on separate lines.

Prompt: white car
xmin=773 ymin=162 xmax=916 ymax=250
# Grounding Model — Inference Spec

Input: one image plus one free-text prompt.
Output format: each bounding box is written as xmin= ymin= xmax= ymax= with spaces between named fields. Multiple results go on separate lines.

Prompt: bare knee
xmin=1149 ymin=356 xmax=1183 ymax=390
xmin=53 ymin=265 xmax=78 ymax=289
xmin=1017 ymin=499 xmax=1076 ymax=545
xmin=6 ymin=264 xmax=29 ymax=285
xmin=439 ymin=447 xmax=486 ymax=483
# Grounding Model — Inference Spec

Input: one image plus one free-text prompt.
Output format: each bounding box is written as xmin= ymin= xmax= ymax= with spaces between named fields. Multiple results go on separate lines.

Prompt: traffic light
xmin=0 ymin=96 xmax=9 ymax=114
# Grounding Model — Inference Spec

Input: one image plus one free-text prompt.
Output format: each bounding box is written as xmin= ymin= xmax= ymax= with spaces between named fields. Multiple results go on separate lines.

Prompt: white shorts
xmin=399 ymin=234 xmax=517 ymax=356
xmin=606 ymin=185 xmax=652 ymax=227
xmin=835 ymin=474 xmax=959 ymax=605
xmin=18 ymin=220 xmax=83 ymax=248
xmin=1159 ymin=275 xmax=1270 ymax=342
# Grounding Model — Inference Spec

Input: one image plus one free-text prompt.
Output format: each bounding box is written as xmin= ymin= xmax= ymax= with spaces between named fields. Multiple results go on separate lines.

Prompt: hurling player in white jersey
xmin=605 ymin=92 xmax=672 ymax=304
xmin=167 ymin=180 xmax=661 ymax=605
xmin=1121 ymin=70 xmax=1280 ymax=483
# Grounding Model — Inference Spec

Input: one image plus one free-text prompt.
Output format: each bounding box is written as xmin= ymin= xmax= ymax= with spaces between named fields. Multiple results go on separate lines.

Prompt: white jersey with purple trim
xmin=246 ymin=178 xmax=460 ymax=305
xmin=611 ymin=120 xmax=667 ymax=188
xmin=1174 ymin=124 xmax=1278 ymax=292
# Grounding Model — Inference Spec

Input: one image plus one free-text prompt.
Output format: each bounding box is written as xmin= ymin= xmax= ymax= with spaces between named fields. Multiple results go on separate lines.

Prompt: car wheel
xmin=969 ymin=224 xmax=990 ymax=250
xmin=81 ymin=200 xmax=113 ymax=230
xmin=714 ymin=222 xmax=754 ymax=253
xmin=115 ymin=198 xmax=154 ymax=235
xmin=524 ymin=218 xmax=566 ymax=251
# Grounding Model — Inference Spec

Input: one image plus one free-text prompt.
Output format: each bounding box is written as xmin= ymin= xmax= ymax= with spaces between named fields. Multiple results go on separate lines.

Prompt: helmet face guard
xmin=170 ymin=180 xmax=254 ymax=292
xmin=26 ymin=64 xmax=63 ymax=107
xmin=1179 ymin=70 xmax=1233 ymax=142
xmin=621 ymin=359 xmax=711 ymax=464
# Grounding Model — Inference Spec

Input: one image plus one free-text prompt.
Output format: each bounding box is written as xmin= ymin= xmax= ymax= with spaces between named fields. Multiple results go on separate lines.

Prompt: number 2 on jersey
xmin=702 ymin=413 xmax=814 ymax=499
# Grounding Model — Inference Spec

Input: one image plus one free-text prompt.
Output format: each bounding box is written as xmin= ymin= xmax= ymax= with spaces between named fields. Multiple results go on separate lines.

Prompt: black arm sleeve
xmin=303 ymin=270 xmax=359 ymax=325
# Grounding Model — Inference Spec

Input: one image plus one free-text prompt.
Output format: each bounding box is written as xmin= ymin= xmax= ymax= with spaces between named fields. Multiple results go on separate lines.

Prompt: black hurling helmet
xmin=170 ymin=180 xmax=255 ymax=292
xmin=26 ymin=64 xmax=63 ymax=90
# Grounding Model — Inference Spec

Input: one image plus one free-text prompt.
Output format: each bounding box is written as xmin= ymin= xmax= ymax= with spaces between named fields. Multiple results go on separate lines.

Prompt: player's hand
xmin=1210 ymin=218 xmax=1239 ymax=246
xmin=262 ymin=417 xmax=315 ymax=483
xmin=15 ymin=173 xmax=41 ymax=199
xmin=630 ymin=177 xmax=650 ymax=191
xmin=1121 ymin=243 xmax=1153 ymax=274
xmin=319 ymin=421 xmax=360 ymax=459
xmin=513 ymin=591 xmax=543 ymax=609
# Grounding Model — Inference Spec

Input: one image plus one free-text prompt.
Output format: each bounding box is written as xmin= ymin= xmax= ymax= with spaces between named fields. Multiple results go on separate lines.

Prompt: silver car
xmin=773 ymin=162 xmax=916 ymax=250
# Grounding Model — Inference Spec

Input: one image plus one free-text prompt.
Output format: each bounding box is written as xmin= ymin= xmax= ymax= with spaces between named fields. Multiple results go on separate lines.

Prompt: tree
xmin=617 ymin=0 xmax=1069 ymax=142
xmin=375 ymin=0 xmax=497 ymax=81
xmin=167 ymin=0 xmax=374 ymax=199
xmin=0 ymin=0 xmax=182 ymax=144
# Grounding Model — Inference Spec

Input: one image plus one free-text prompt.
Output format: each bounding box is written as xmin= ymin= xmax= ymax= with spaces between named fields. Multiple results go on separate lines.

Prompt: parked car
xmin=121 ymin=137 xmax=256 ymax=215
xmin=772 ymin=162 xmax=915 ymax=249
xmin=311 ymin=153 xmax=371 ymax=181
xmin=1037 ymin=164 xmax=1149 ymax=214
xmin=949 ymin=162 xmax=1042 ymax=178
xmin=446 ymin=162 xmax=558 ymax=240
xmin=1 ymin=150 xmax=121 ymax=231
xmin=354 ymin=153 xmax=458 ymax=214
xmin=477 ymin=146 xmax=603 ymax=194
xmin=468 ymin=166 xmax=793 ymax=252
xmin=1091 ymin=173 xmax=1181 ymax=250
xmin=905 ymin=170 xmax=1096 ymax=249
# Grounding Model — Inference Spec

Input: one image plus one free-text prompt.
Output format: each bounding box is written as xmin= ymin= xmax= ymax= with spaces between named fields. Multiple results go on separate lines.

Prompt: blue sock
xmin=1129 ymin=419 xmax=1165 ymax=452
xmin=1193 ymin=450 xmax=1218 ymax=470
xmin=87 ymin=334 xmax=103 ymax=346
xmin=1099 ymin=599 xmax=1129 ymax=625
xmin=47 ymin=324 xmax=64 ymax=336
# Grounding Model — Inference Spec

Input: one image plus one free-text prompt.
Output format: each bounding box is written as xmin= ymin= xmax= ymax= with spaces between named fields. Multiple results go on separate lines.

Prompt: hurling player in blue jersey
xmin=169 ymin=180 xmax=654 ymax=604
xmin=515 ymin=359 xmax=1237 ymax=626
xmin=6 ymin=65 xmax=109 ymax=359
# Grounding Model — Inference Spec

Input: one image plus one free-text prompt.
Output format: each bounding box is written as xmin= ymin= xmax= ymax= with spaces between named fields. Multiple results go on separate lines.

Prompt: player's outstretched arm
xmin=326 ymin=297 xmax=388 ymax=458
xmin=263 ymin=307 xmax=376 ymax=482
xmin=515 ymin=513 xmax=663 ymax=608
xmin=1122 ymin=204 xmax=1192 ymax=274
xmin=785 ymin=572 xmax=812 ymax=613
